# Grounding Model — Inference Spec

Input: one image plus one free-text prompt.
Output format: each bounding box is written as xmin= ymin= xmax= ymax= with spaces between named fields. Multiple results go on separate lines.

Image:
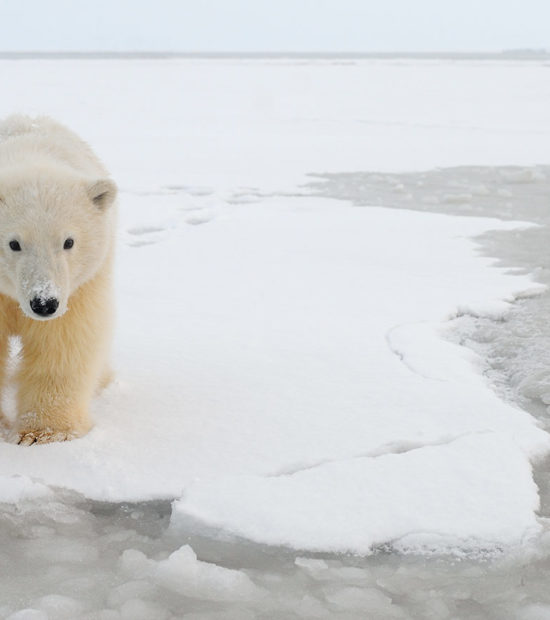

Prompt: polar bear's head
xmin=0 ymin=165 xmax=117 ymax=320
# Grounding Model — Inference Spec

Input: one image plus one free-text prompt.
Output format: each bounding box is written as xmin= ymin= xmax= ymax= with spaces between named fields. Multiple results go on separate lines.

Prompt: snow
xmin=0 ymin=58 xmax=550 ymax=559
xmin=174 ymin=434 xmax=542 ymax=554
xmin=2 ymin=199 xmax=549 ymax=554
xmin=1 ymin=58 xmax=550 ymax=192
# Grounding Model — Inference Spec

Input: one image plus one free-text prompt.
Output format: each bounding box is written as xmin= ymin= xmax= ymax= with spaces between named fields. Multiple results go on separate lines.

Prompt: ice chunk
xmin=174 ymin=434 xmax=542 ymax=554
xmin=36 ymin=595 xmax=84 ymax=619
xmin=471 ymin=184 xmax=490 ymax=196
xmin=294 ymin=557 xmax=330 ymax=580
xmin=106 ymin=581 xmax=156 ymax=607
xmin=6 ymin=611 xmax=48 ymax=620
xmin=295 ymin=557 xmax=329 ymax=571
xmin=26 ymin=537 xmax=98 ymax=564
xmin=518 ymin=603 xmax=550 ymax=620
xmin=501 ymin=169 xmax=546 ymax=184
xmin=442 ymin=193 xmax=472 ymax=204
xmin=152 ymin=545 xmax=261 ymax=602
xmin=0 ymin=476 xmax=51 ymax=504
xmin=119 ymin=549 xmax=153 ymax=579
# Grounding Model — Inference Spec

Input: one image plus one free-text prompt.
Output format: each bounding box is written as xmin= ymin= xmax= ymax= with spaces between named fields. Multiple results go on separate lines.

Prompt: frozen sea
xmin=1 ymin=56 xmax=550 ymax=618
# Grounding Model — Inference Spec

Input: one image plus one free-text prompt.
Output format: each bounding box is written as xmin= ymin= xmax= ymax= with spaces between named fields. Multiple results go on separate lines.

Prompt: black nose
xmin=30 ymin=297 xmax=59 ymax=316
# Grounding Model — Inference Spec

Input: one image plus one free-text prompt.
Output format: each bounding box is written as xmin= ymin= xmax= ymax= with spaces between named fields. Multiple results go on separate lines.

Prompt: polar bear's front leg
xmin=15 ymin=368 xmax=94 ymax=445
xmin=0 ymin=330 xmax=9 ymax=434
xmin=15 ymin=308 xmax=103 ymax=445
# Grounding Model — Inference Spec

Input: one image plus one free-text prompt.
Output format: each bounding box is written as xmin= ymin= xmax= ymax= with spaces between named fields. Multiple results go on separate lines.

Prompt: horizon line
xmin=0 ymin=49 xmax=549 ymax=60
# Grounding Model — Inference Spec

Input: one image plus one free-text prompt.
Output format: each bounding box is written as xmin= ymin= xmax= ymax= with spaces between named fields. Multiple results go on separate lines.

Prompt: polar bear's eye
xmin=63 ymin=238 xmax=74 ymax=250
xmin=9 ymin=240 xmax=21 ymax=252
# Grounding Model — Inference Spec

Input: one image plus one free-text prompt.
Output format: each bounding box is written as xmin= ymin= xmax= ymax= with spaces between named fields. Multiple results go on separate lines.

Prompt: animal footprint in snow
xmin=126 ymin=225 xmax=168 ymax=247
xmin=165 ymin=184 xmax=213 ymax=197
xmin=185 ymin=213 xmax=213 ymax=225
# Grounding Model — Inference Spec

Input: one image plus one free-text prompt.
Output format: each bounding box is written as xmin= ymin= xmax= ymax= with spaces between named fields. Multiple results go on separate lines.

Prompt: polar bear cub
xmin=0 ymin=115 xmax=117 ymax=444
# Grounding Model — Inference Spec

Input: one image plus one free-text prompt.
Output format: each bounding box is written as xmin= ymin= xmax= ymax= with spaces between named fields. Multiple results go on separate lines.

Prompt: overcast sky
xmin=0 ymin=0 xmax=548 ymax=53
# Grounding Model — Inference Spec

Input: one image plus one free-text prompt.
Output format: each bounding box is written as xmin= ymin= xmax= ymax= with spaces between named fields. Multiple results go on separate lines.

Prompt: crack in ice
xmin=385 ymin=322 xmax=447 ymax=382
xmin=265 ymin=431 xmax=488 ymax=478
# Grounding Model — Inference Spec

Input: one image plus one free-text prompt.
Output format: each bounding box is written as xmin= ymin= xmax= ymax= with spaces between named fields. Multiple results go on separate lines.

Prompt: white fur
xmin=0 ymin=115 xmax=117 ymax=443
xmin=0 ymin=116 xmax=116 ymax=319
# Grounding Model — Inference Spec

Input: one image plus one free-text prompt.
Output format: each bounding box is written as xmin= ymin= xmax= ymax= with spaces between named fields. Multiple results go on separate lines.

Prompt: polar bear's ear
xmin=87 ymin=178 xmax=117 ymax=210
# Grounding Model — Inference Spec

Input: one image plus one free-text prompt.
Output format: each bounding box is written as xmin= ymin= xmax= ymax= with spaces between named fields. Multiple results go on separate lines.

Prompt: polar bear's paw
xmin=17 ymin=429 xmax=78 ymax=446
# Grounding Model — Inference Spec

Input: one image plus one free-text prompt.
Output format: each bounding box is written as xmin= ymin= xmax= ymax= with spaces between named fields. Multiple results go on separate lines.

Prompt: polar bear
xmin=0 ymin=115 xmax=117 ymax=445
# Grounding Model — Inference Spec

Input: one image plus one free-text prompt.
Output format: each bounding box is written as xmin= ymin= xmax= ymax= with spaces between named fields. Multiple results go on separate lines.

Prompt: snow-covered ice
xmin=0 ymin=56 xmax=549 ymax=551
xmin=1 ymin=56 xmax=550 ymax=617
xmin=1 ymin=199 xmax=547 ymax=553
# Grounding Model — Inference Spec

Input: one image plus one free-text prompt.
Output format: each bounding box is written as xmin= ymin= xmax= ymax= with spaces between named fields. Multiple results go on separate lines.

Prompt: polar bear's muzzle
xmin=17 ymin=269 xmax=68 ymax=321
xmin=20 ymin=288 xmax=66 ymax=321
xmin=21 ymin=284 xmax=66 ymax=321
xmin=14 ymin=251 xmax=70 ymax=321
